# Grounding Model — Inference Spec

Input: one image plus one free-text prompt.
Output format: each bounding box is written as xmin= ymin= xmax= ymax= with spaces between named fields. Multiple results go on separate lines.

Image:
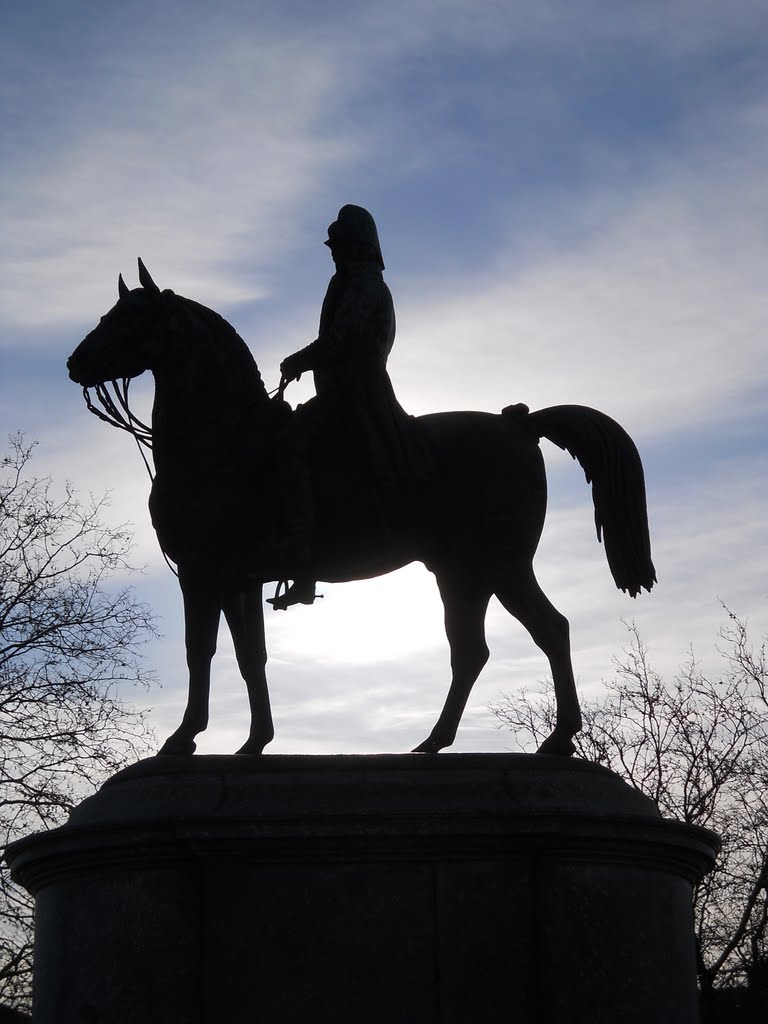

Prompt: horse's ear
xmin=137 ymin=258 xmax=161 ymax=298
xmin=118 ymin=273 xmax=129 ymax=300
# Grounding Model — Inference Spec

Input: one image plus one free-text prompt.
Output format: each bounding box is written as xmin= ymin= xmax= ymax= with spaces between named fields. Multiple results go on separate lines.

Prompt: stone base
xmin=7 ymin=754 xmax=717 ymax=1024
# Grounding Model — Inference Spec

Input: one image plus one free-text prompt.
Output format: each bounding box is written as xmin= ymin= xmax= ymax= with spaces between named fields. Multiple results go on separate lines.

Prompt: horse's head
xmin=67 ymin=259 xmax=173 ymax=387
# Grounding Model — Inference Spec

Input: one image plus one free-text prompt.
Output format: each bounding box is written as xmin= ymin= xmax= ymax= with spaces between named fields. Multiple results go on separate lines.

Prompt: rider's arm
xmin=281 ymin=279 xmax=390 ymax=380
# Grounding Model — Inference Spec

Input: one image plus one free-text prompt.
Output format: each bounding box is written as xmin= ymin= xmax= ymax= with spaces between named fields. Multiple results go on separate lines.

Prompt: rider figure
xmin=269 ymin=204 xmax=426 ymax=609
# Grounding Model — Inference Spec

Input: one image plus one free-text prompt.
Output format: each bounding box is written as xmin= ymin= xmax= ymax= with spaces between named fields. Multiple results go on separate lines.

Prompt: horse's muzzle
xmin=66 ymin=355 xmax=82 ymax=383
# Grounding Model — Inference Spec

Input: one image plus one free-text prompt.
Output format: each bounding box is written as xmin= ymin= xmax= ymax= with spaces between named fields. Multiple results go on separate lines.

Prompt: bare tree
xmin=0 ymin=436 xmax=157 ymax=1011
xmin=489 ymin=613 xmax=768 ymax=1006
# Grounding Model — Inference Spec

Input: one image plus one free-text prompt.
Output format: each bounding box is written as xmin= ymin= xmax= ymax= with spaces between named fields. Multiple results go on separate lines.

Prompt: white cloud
xmin=390 ymin=105 xmax=768 ymax=440
xmin=1 ymin=30 xmax=360 ymax=331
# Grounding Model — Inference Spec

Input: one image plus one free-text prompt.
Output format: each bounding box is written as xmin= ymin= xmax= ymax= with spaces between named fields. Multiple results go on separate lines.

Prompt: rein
xmin=82 ymin=379 xmax=179 ymax=577
xmin=83 ymin=378 xmax=152 ymax=446
xmin=83 ymin=378 xmax=154 ymax=479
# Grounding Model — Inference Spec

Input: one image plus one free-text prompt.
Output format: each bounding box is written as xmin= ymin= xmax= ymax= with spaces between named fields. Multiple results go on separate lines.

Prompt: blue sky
xmin=2 ymin=0 xmax=766 ymax=754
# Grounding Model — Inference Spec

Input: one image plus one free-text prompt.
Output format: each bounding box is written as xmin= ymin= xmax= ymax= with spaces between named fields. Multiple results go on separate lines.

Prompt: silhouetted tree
xmin=490 ymin=613 xmax=768 ymax=1012
xmin=0 ymin=436 xmax=156 ymax=1010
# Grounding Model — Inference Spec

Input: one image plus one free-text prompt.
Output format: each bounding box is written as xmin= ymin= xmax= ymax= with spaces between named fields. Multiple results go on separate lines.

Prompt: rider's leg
xmin=273 ymin=413 xmax=313 ymax=566
xmin=267 ymin=409 xmax=318 ymax=609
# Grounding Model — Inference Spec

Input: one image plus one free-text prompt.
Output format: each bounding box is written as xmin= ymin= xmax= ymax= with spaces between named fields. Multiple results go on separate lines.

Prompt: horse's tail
xmin=514 ymin=404 xmax=657 ymax=597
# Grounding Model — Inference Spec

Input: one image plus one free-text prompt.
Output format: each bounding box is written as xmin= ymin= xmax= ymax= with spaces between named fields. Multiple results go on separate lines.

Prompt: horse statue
xmin=67 ymin=259 xmax=656 ymax=757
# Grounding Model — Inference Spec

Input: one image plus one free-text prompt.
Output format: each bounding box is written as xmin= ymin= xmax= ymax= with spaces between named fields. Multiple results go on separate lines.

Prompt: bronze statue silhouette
xmin=67 ymin=220 xmax=655 ymax=758
xmin=267 ymin=205 xmax=432 ymax=610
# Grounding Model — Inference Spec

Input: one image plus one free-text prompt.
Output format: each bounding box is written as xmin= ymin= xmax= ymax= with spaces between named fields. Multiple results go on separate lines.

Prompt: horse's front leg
xmin=223 ymin=581 xmax=274 ymax=755
xmin=158 ymin=572 xmax=221 ymax=756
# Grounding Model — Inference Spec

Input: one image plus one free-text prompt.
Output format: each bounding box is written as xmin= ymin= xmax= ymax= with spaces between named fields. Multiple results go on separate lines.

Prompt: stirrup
xmin=267 ymin=579 xmax=321 ymax=611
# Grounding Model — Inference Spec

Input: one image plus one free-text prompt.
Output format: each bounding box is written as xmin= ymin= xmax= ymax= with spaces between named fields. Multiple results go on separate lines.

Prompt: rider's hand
xmin=280 ymin=353 xmax=304 ymax=382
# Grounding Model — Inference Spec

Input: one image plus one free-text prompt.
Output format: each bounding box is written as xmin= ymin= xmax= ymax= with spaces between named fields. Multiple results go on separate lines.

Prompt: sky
xmin=2 ymin=0 xmax=766 ymax=756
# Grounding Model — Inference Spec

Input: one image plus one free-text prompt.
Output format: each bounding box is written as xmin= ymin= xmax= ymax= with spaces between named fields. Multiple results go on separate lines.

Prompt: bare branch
xmin=0 ymin=435 xmax=157 ymax=1011
xmin=489 ymin=613 xmax=768 ymax=993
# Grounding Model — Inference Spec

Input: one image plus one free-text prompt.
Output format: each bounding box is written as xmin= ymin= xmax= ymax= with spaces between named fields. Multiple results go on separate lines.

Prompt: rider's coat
xmin=290 ymin=259 xmax=428 ymax=483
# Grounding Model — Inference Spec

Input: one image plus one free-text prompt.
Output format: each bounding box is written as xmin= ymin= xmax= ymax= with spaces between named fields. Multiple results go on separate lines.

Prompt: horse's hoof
xmin=158 ymin=734 xmax=197 ymax=756
xmin=536 ymin=732 xmax=576 ymax=757
xmin=234 ymin=736 xmax=271 ymax=756
xmin=412 ymin=737 xmax=442 ymax=753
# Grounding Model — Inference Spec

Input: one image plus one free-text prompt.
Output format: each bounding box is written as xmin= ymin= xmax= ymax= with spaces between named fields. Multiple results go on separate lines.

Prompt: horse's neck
xmin=150 ymin=299 xmax=269 ymax=458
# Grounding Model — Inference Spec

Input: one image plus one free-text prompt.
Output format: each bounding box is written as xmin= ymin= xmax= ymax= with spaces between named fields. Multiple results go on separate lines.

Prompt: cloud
xmin=7 ymin=0 xmax=766 ymax=338
xmin=388 ymin=101 xmax=768 ymax=441
xmin=323 ymin=0 xmax=767 ymax=59
xmin=1 ymin=26 xmax=361 ymax=332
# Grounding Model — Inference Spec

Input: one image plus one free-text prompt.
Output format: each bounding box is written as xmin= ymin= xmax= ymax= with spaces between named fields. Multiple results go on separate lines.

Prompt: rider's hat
xmin=325 ymin=205 xmax=385 ymax=269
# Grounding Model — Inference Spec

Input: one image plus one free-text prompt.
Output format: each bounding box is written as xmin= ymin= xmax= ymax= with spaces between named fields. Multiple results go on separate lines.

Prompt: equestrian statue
xmin=67 ymin=206 xmax=656 ymax=757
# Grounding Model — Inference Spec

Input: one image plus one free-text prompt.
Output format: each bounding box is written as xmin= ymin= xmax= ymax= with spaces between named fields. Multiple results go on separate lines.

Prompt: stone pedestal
xmin=7 ymin=754 xmax=717 ymax=1023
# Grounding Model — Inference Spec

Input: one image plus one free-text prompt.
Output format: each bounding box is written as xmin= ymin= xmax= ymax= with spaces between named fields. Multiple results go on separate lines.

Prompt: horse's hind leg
xmin=223 ymin=582 xmax=274 ymax=756
xmin=495 ymin=569 xmax=581 ymax=756
xmin=413 ymin=570 xmax=492 ymax=753
xmin=159 ymin=572 xmax=221 ymax=756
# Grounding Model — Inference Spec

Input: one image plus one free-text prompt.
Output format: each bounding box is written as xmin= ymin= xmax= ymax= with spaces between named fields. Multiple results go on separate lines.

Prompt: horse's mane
xmin=173 ymin=293 xmax=269 ymax=402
